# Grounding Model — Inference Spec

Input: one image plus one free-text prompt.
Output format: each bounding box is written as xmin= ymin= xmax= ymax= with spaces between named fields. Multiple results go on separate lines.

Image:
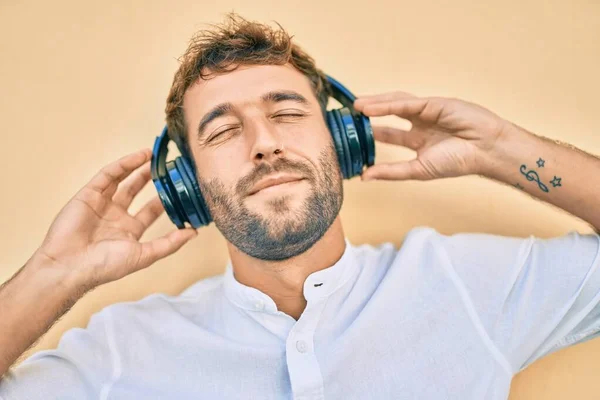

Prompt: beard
xmin=198 ymin=142 xmax=343 ymax=261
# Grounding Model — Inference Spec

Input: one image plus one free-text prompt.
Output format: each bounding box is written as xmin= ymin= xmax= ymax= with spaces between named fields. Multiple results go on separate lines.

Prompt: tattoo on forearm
xmin=536 ymin=158 xmax=545 ymax=168
xmin=550 ymin=176 xmax=562 ymax=187
xmin=519 ymin=164 xmax=549 ymax=192
xmin=517 ymin=158 xmax=562 ymax=193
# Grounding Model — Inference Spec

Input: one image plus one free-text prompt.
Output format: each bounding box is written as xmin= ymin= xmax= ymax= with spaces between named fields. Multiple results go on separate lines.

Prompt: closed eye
xmin=206 ymin=113 xmax=306 ymax=144
xmin=207 ymin=126 xmax=238 ymax=142
xmin=273 ymin=113 xmax=305 ymax=118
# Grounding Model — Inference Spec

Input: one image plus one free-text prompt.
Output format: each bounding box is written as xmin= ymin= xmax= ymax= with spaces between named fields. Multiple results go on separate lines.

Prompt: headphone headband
xmin=326 ymin=74 xmax=357 ymax=107
xmin=151 ymin=126 xmax=169 ymax=180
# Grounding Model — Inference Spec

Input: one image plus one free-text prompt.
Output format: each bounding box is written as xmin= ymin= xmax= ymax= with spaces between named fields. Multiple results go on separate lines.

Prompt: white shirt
xmin=2 ymin=226 xmax=600 ymax=400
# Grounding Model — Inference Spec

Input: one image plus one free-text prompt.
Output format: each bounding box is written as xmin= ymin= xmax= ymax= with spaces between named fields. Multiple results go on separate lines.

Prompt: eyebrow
xmin=197 ymin=90 xmax=310 ymax=139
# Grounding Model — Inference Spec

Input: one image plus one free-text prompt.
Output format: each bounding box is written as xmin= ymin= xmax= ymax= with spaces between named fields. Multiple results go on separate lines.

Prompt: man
xmin=1 ymin=13 xmax=599 ymax=400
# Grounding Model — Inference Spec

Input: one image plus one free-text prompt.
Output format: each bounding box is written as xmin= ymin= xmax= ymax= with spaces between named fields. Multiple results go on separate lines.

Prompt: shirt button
xmin=296 ymin=340 xmax=308 ymax=353
xmin=254 ymin=300 xmax=265 ymax=310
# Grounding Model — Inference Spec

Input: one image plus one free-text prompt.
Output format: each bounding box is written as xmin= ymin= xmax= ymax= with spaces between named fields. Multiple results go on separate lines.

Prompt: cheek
xmin=284 ymin=124 xmax=333 ymax=159
xmin=194 ymin=150 xmax=243 ymax=191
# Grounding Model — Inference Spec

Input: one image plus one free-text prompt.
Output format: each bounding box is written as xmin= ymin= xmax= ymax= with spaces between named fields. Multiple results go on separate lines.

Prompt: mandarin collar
xmin=223 ymin=238 xmax=358 ymax=313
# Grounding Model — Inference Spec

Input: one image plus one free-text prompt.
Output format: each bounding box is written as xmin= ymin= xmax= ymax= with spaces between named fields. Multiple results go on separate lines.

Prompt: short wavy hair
xmin=164 ymin=12 xmax=331 ymax=159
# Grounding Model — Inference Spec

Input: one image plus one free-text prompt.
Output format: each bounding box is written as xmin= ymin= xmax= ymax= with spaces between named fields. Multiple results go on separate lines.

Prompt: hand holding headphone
xmin=151 ymin=75 xmax=375 ymax=229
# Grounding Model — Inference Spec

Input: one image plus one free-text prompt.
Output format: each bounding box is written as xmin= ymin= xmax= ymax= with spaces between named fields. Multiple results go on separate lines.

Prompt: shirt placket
xmin=285 ymin=294 xmax=328 ymax=400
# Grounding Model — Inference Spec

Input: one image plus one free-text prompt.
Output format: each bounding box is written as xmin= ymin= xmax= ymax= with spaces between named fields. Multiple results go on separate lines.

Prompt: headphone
xmin=151 ymin=74 xmax=375 ymax=229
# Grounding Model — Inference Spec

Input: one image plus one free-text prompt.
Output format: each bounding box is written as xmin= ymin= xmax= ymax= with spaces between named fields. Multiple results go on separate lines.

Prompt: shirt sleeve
xmin=0 ymin=308 xmax=115 ymax=400
xmin=438 ymin=229 xmax=600 ymax=374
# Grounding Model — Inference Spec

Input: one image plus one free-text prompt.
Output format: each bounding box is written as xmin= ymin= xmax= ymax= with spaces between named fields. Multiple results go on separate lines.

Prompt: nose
xmin=248 ymin=119 xmax=285 ymax=164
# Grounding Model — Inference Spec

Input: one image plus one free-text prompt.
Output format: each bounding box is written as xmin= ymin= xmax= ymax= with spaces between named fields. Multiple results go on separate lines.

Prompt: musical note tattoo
xmin=519 ymin=164 xmax=549 ymax=192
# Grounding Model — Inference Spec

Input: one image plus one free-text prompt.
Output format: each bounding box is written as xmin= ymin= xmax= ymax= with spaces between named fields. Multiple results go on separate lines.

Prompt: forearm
xmin=0 ymin=251 xmax=88 ymax=377
xmin=482 ymin=122 xmax=600 ymax=232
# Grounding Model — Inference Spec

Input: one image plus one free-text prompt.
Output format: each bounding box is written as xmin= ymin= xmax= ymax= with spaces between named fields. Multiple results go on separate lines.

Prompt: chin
xmin=246 ymin=189 xmax=309 ymax=211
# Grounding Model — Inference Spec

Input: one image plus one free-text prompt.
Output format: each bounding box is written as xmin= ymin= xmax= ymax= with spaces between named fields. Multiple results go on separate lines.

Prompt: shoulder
xmin=354 ymin=225 xmax=538 ymax=276
xmin=348 ymin=226 xmax=445 ymax=277
xmin=404 ymin=225 xmax=536 ymax=263
xmin=101 ymin=272 xmax=226 ymax=326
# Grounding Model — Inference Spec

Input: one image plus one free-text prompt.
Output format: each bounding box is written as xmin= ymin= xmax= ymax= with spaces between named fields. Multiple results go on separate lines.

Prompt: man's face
xmin=183 ymin=63 xmax=343 ymax=261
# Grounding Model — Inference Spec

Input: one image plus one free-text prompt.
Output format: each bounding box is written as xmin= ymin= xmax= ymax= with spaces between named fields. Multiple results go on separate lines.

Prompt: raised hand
xmin=35 ymin=148 xmax=197 ymax=290
xmin=354 ymin=92 xmax=510 ymax=181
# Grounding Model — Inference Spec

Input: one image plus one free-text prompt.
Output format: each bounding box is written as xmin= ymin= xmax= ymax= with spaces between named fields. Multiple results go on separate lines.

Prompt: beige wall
xmin=1 ymin=0 xmax=599 ymax=397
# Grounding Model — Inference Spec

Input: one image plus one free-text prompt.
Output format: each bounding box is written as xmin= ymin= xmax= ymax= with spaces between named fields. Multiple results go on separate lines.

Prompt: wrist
xmin=479 ymin=121 xmax=533 ymax=182
xmin=28 ymin=249 xmax=93 ymax=298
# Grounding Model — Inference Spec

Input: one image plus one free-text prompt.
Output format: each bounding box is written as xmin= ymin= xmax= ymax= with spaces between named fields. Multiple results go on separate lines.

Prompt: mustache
xmin=236 ymin=157 xmax=316 ymax=196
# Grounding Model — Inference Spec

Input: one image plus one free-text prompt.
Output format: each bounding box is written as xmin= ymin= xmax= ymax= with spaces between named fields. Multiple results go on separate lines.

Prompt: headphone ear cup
xmin=154 ymin=167 xmax=185 ymax=229
xmin=326 ymin=111 xmax=348 ymax=179
xmin=160 ymin=160 xmax=188 ymax=228
xmin=338 ymin=107 xmax=363 ymax=178
xmin=328 ymin=109 xmax=353 ymax=179
xmin=357 ymin=114 xmax=375 ymax=167
xmin=175 ymin=156 xmax=212 ymax=227
xmin=324 ymin=74 xmax=376 ymax=177
xmin=165 ymin=158 xmax=202 ymax=228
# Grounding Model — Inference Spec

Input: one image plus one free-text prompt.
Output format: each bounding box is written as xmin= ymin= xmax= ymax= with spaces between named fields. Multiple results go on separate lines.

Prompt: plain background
xmin=1 ymin=0 xmax=599 ymax=398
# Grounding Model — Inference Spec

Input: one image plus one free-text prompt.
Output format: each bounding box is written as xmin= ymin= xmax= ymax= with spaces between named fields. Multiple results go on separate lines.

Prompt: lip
xmin=247 ymin=174 xmax=305 ymax=196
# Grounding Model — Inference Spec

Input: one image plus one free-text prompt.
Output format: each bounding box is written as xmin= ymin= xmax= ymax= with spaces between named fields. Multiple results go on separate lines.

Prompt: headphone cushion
xmin=331 ymin=109 xmax=352 ymax=179
xmin=176 ymin=156 xmax=212 ymax=226
xmin=166 ymin=158 xmax=201 ymax=228
xmin=175 ymin=157 xmax=208 ymax=227
xmin=155 ymin=173 xmax=185 ymax=229
xmin=339 ymin=107 xmax=363 ymax=178
xmin=162 ymin=160 xmax=190 ymax=227
xmin=326 ymin=111 xmax=348 ymax=179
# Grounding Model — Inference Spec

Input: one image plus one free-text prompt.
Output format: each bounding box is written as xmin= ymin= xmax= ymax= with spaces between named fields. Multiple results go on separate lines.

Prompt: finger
xmin=361 ymin=98 xmax=430 ymax=120
xmin=113 ymin=160 xmax=152 ymax=209
xmin=372 ymin=125 xmax=424 ymax=151
xmin=134 ymin=195 xmax=165 ymax=231
xmin=87 ymin=148 xmax=152 ymax=197
xmin=361 ymin=159 xmax=432 ymax=181
xmin=136 ymin=228 xmax=197 ymax=270
xmin=354 ymin=91 xmax=417 ymax=111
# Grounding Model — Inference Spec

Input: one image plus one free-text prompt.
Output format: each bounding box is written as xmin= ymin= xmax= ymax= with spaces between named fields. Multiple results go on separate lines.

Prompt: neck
xmin=226 ymin=216 xmax=346 ymax=321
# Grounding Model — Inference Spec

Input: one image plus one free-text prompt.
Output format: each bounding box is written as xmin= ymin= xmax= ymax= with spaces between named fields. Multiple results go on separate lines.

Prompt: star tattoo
xmin=514 ymin=183 xmax=524 ymax=190
xmin=550 ymin=176 xmax=562 ymax=187
xmin=536 ymin=158 xmax=545 ymax=168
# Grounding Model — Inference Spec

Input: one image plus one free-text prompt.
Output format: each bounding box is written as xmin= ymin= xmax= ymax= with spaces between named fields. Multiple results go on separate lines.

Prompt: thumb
xmin=361 ymin=160 xmax=430 ymax=181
